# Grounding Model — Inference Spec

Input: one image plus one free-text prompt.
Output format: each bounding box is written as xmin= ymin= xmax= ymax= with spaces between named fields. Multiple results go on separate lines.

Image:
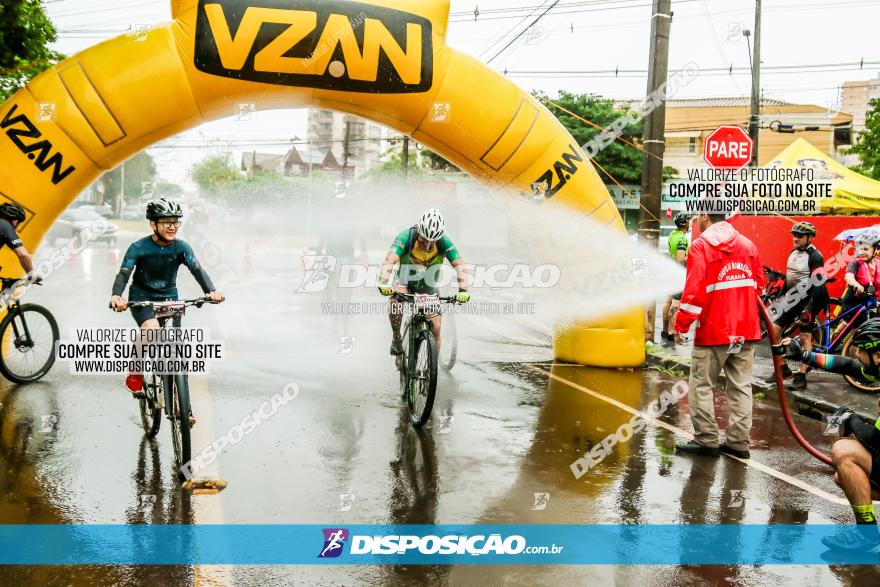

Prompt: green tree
xmin=102 ymin=151 xmax=157 ymax=205
xmin=845 ymin=98 xmax=880 ymax=180
xmin=0 ymin=1 xmax=65 ymax=102
xmin=535 ymin=90 xmax=678 ymax=183
xmin=368 ymin=141 xmax=432 ymax=176
xmin=192 ymin=155 xmax=243 ymax=190
xmin=423 ymin=148 xmax=459 ymax=172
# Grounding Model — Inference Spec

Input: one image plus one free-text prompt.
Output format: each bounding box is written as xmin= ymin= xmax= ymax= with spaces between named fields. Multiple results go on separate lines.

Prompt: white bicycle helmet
xmin=417 ymin=208 xmax=445 ymax=241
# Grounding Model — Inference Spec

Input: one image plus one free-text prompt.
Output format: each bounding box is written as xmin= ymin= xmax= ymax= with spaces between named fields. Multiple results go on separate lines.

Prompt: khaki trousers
xmin=687 ymin=341 xmax=755 ymax=451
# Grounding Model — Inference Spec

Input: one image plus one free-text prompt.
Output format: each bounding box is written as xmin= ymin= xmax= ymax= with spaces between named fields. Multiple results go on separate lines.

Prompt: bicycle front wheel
xmin=0 ymin=304 xmax=59 ymax=383
xmin=407 ymin=330 xmax=438 ymax=427
xmin=140 ymin=375 xmax=162 ymax=438
xmin=168 ymin=374 xmax=192 ymax=481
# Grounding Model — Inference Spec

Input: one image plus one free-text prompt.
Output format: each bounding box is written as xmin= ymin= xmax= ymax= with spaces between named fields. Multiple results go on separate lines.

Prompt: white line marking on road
xmin=527 ymin=364 xmax=850 ymax=506
xmin=189 ymin=375 xmax=236 ymax=587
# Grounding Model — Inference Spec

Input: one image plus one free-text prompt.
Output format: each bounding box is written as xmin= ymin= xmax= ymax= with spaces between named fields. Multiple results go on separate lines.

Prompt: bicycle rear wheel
xmin=140 ymin=375 xmax=162 ymax=438
xmin=407 ymin=330 xmax=438 ymax=427
xmin=439 ymin=312 xmax=457 ymax=372
xmin=168 ymin=374 xmax=193 ymax=480
xmin=0 ymin=304 xmax=59 ymax=384
xmin=842 ymin=333 xmax=880 ymax=394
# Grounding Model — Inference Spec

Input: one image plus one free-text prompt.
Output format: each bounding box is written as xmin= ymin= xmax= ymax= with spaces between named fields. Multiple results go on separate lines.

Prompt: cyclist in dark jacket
xmin=110 ymin=199 xmax=224 ymax=411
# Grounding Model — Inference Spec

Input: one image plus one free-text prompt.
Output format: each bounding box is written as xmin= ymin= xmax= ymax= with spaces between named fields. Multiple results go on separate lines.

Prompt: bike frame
xmin=811 ymin=297 xmax=877 ymax=353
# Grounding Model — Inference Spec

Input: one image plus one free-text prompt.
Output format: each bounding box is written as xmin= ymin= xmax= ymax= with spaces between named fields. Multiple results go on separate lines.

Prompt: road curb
xmin=645 ymin=347 xmax=875 ymax=423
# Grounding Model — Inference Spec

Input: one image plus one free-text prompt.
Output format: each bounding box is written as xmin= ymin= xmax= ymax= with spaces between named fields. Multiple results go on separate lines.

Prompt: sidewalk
xmin=647 ymin=326 xmax=879 ymax=424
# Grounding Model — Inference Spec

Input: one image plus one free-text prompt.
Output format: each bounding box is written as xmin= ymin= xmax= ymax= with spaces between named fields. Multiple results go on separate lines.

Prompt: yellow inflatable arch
xmin=0 ymin=0 xmax=643 ymax=367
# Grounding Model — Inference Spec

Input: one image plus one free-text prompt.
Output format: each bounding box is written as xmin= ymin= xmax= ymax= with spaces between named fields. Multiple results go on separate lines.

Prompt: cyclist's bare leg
xmin=662 ymin=297 xmax=673 ymax=333
xmin=831 ymin=439 xmax=874 ymax=513
xmin=429 ymin=314 xmax=442 ymax=356
xmin=389 ymin=300 xmax=403 ymax=341
xmin=668 ymin=299 xmax=680 ymax=335
xmin=798 ymin=331 xmax=812 ymax=374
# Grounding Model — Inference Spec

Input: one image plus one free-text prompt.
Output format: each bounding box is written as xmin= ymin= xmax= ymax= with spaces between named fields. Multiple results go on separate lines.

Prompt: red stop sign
xmin=704 ymin=125 xmax=753 ymax=170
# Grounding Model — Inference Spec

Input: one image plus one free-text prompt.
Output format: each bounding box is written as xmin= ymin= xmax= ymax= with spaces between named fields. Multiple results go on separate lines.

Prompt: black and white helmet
xmin=417 ymin=208 xmax=445 ymax=241
xmin=146 ymin=198 xmax=183 ymax=221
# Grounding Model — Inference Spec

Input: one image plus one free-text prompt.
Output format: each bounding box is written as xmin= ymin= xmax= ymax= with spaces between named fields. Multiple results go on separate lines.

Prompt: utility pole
xmin=117 ymin=161 xmax=125 ymax=216
xmin=748 ymin=0 xmax=762 ymax=166
xmin=639 ymin=0 xmax=671 ymax=248
xmin=639 ymin=0 xmax=672 ymax=342
xmin=342 ymin=120 xmax=352 ymax=176
xmin=402 ymin=136 xmax=410 ymax=177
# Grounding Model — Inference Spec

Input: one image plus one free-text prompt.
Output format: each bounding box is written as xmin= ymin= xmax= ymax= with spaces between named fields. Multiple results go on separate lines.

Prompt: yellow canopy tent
xmin=766 ymin=137 xmax=880 ymax=213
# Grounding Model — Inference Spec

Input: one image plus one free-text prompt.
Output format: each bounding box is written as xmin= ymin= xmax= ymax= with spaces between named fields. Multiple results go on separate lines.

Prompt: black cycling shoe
xmin=390 ymin=340 xmax=404 ymax=356
xmin=821 ymin=525 xmax=880 ymax=552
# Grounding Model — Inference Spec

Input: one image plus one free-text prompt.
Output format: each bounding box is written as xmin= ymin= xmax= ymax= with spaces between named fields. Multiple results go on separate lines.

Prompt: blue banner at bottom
xmin=0 ymin=525 xmax=877 ymax=565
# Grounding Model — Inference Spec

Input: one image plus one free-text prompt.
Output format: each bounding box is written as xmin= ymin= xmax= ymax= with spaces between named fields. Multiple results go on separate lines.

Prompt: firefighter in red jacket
xmin=674 ymin=212 xmax=765 ymax=459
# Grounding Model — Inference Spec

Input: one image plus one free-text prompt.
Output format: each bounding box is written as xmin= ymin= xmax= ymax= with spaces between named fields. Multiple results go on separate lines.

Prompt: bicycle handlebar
xmin=1 ymin=276 xmax=43 ymax=290
xmin=108 ymin=297 xmax=222 ymax=311
xmin=390 ymin=292 xmax=460 ymax=304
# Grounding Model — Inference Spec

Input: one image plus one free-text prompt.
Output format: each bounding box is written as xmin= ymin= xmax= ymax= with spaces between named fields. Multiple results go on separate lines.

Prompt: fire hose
xmin=758 ymin=298 xmax=833 ymax=466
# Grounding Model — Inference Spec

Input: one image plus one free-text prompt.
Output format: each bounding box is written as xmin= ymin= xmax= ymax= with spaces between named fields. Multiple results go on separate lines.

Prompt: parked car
xmin=76 ymin=204 xmax=114 ymax=218
xmin=122 ymin=204 xmax=145 ymax=220
xmin=46 ymin=209 xmax=119 ymax=246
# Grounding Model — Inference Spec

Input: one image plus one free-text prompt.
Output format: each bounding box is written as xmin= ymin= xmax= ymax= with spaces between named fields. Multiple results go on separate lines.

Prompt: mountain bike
xmin=0 ymin=277 xmax=59 ymax=383
xmin=392 ymin=292 xmax=459 ymax=427
xmin=794 ymin=283 xmax=880 ymax=393
xmin=119 ymin=298 xmax=218 ymax=481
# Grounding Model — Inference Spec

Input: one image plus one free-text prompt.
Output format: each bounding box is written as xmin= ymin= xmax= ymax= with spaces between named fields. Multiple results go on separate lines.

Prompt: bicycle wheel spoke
xmin=1 ymin=309 xmax=56 ymax=381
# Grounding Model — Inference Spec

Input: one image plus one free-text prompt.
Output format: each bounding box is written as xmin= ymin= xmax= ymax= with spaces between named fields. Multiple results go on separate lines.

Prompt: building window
xmin=688 ymin=138 xmax=696 ymax=153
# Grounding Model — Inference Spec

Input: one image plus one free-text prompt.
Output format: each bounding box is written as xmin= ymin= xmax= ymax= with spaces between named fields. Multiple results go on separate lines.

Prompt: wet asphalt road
xmin=0 ymin=236 xmax=878 ymax=585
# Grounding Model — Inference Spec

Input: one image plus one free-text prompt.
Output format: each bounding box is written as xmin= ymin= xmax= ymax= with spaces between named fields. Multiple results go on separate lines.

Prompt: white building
xmin=307 ymin=110 xmax=386 ymax=176
xmin=842 ymin=74 xmax=880 ymax=135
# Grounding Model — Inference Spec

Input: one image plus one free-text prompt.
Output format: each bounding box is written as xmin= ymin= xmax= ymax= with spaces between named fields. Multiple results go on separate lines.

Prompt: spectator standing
xmin=674 ymin=212 xmax=765 ymax=459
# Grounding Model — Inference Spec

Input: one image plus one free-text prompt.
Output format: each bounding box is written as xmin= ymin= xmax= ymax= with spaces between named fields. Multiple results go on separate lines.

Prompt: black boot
xmin=788 ymin=372 xmax=808 ymax=390
xmin=764 ymin=364 xmax=793 ymax=383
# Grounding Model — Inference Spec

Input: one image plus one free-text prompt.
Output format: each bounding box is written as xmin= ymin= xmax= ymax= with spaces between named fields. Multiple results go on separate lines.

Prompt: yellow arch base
xmin=0 ymin=0 xmax=644 ymax=367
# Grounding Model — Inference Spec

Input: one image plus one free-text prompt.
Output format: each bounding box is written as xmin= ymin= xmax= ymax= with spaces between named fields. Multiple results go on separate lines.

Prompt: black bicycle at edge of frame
xmin=391 ymin=292 xmax=461 ymax=428
xmin=116 ymin=297 xmax=219 ymax=482
xmin=0 ymin=276 xmax=59 ymax=384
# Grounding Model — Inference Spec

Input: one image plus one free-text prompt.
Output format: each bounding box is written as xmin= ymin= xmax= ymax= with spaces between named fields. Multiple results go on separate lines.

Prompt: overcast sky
xmin=44 ymin=0 xmax=880 ymax=188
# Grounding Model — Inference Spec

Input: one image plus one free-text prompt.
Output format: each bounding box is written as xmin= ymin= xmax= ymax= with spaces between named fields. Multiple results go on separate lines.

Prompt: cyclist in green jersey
xmin=661 ymin=213 xmax=690 ymax=341
xmin=379 ymin=209 xmax=470 ymax=356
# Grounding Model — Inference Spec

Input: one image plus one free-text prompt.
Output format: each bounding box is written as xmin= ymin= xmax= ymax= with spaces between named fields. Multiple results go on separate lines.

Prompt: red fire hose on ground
xmin=758 ymin=298 xmax=833 ymax=466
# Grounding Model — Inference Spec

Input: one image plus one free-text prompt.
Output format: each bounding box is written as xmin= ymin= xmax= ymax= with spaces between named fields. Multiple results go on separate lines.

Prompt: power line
xmin=486 ymin=0 xmax=562 ymax=64
xmin=479 ymin=0 xmax=550 ymax=60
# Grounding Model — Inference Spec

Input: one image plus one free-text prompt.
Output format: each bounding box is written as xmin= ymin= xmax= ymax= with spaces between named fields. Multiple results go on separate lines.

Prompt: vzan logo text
xmin=195 ymin=0 xmax=433 ymax=93
xmin=1 ymin=105 xmax=75 ymax=185
xmin=533 ymin=144 xmax=584 ymax=199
